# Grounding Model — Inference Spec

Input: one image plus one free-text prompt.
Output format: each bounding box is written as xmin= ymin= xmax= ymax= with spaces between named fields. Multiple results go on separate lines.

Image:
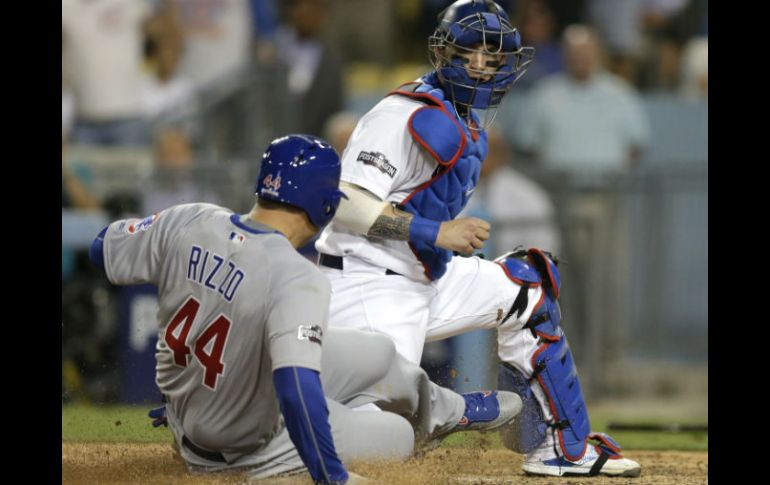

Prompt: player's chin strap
xmin=496 ymin=248 xmax=626 ymax=466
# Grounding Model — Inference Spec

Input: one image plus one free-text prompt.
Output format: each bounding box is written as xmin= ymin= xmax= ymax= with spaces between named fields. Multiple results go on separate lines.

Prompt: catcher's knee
xmin=494 ymin=247 xmax=561 ymax=331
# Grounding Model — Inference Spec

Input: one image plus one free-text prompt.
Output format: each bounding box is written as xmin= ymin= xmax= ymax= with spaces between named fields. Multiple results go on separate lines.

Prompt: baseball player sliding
xmin=89 ymin=134 xmax=522 ymax=484
xmin=316 ymin=0 xmax=640 ymax=478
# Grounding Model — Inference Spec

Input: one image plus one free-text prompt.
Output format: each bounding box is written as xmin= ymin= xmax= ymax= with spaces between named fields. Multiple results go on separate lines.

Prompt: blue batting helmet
xmin=255 ymin=134 xmax=347 ymax=228
xmin=429 ymin=0 xmax=534 ymax=112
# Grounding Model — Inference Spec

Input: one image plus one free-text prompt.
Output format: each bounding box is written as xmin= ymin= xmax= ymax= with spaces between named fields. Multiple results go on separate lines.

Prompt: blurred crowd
xmin=61 ymin=0 xmax=707 ymax=150
xmin=62 ymin=0 xmax=707 ymax=403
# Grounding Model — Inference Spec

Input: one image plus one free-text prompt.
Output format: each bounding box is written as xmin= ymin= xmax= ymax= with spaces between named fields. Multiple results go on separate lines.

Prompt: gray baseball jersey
xmin=102 ymin=203 xmax=330 ymax=454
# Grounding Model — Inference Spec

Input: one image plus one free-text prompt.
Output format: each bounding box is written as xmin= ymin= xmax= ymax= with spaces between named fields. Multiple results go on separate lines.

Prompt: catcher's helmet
xmin=429 ymin=0 xmax=534 ymax=114
xmin=255 ymin=134 xmax=347 ymax=228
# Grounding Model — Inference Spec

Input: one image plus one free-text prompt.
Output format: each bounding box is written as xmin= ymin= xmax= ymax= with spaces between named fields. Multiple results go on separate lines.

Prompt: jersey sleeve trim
xmin=89 ymin=226 xmax=108 ymax=270
xmin=229 ymin=214 xmax=281 ymax=235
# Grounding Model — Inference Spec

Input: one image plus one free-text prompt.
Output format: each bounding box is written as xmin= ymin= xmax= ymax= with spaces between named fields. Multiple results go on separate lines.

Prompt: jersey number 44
xmin=164 ymin=296 xmax=231 ymax=390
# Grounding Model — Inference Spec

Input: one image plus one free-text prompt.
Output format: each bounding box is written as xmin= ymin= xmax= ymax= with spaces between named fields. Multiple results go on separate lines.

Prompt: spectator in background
xmin=679 ymin=35 xmax=707 ymax=100
xmin=513 ymin=24 xmax=650 ymax=172
xmin=62 ymin=30 xmax=76 ymax=143
xmin=275 ymin=0 xmax=344 ymax=137
xmin=323 ymin=0 xmax=395 ymax=65
xmin=62 ymin=0 xmax=152 ymax=146
xmin=511 ymin=25 xmax=650 ymax=382
xmin=323 ymin=111 xmax=362 ymax=155
xmin=140 ymin=130 xmax=222 ymax=215
xmin=62 ymin=151 xmax=100 ymax=214
xmin=139 ymin=3 xmax=198 ymax=129
xmin=249 ymin=0 xmax=280 ymax=62
xmin=513 ymin=0 xmax=564 ymax=90
xmin=586 ymin=0 xmax=647 ymax=85
xmin=62 ymin=87 xmax=76 ymax=143
xmin=171 ymin=0 xmax=256 ymax=92
xmin=640 ymin=0 xmax=708 ymax=91
xmin=167 ymin=0 xmax=279 ymax=157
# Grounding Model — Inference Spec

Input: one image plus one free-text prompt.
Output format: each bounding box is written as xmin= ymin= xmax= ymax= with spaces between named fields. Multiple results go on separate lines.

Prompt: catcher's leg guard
xmin=496 ymin=248 xmax=638 ymax=476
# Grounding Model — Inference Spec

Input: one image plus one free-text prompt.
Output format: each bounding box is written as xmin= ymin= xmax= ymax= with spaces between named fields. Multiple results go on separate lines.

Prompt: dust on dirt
xmin=62 ymin=443 xmax=707 ymax=485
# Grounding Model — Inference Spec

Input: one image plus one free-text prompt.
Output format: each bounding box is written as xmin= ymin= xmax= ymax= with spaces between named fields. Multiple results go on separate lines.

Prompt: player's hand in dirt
xmin=148 ymin=406 xmax=167 ymax=428
xmin=435 ymin=217 xmax=490 ymax=255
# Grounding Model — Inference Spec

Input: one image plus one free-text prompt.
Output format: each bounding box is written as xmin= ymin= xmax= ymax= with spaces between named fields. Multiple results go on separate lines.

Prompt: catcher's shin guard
xmin=496 ymin=248 xmax=625 ymax=462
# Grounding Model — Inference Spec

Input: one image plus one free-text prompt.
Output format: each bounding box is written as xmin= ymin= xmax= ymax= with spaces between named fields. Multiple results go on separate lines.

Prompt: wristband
xmin=409 ymin=215 xmax=441 ymax=245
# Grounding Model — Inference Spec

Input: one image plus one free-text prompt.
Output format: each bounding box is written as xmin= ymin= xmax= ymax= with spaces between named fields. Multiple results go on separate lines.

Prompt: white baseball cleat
xmin=522 ymin=444 xmax=642 ymax=477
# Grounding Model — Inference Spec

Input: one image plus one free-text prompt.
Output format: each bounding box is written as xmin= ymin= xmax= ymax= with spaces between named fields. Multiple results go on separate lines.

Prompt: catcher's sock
xmin=524 ymin=430 xmax=561 ymax=462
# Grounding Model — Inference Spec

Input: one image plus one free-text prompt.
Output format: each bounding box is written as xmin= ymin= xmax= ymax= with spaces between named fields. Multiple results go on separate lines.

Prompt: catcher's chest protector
xmin=389 ymin=75 xmax=488 ymax=280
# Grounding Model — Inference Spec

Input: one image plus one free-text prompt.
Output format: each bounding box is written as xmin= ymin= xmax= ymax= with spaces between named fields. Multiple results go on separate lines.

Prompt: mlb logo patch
xmin=228 ymin=232 xmax=246 ymax=244
xmin=127 ymin=212 xmax=161 ymax=234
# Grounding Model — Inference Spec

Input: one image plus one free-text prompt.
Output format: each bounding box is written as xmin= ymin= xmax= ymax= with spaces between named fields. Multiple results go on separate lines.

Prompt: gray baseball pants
xmin=165 ymin=328 xmax=466 ymax=479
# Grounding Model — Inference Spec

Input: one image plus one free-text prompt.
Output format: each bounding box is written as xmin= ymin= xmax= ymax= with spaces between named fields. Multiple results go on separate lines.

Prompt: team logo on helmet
xmin=255 ymin=134 xmax=346 ymax=228
xmin=260 ymin=173 xmax=282 ymax=198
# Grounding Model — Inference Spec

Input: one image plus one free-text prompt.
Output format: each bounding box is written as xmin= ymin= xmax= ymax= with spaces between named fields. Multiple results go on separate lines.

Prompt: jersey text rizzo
xmin=187 ymin=245 xmax=245 ymax=302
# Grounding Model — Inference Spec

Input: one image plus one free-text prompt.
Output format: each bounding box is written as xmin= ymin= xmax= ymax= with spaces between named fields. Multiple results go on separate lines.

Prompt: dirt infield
xmin=62 ymin=443 xmax=707 ymax=485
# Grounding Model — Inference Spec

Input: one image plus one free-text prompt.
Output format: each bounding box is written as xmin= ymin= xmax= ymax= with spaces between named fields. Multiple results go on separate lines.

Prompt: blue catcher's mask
xmin=429 ymin=0 xmax=534 ymax=128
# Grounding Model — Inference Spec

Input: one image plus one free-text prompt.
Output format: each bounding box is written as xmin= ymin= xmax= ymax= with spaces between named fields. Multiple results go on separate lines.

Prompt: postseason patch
xmin=357 ymin=151 xmax=397 ymax=178
xmin=297 ymin=325 xmax=323 ymax=345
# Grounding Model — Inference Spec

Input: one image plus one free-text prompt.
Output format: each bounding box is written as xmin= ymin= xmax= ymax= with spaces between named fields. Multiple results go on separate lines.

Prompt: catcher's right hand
xmin=435 ymin=217 xmax=490 ymax=255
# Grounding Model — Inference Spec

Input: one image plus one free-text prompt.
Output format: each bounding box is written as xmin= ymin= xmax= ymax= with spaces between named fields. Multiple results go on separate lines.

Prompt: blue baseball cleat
xmin=454 ymin=390 xmax=522 ymax=432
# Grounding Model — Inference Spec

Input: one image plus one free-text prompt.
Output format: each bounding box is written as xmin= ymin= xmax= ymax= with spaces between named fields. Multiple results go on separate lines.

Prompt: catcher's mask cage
xmin=429 ymin=0 xmax=534 ymax=131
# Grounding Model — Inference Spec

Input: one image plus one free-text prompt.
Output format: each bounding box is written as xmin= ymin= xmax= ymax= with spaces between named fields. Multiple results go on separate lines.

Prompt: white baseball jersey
xmin=101 ymin=203 xmax=330 ymax=453
xmin=315 ymin=95 xmax=439 ymax=281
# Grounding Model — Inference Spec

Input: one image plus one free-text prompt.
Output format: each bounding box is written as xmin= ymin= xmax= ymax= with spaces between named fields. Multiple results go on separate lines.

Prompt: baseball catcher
xmin=315 ymin=0 xmax=640 ymax=477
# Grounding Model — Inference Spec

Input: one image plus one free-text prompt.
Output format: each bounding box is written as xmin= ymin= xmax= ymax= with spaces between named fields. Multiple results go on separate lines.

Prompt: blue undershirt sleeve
xmin=88 ymin=226 xmax=108 ymax=270
xmin=273 ymin=366 xmax=348 ymax=485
